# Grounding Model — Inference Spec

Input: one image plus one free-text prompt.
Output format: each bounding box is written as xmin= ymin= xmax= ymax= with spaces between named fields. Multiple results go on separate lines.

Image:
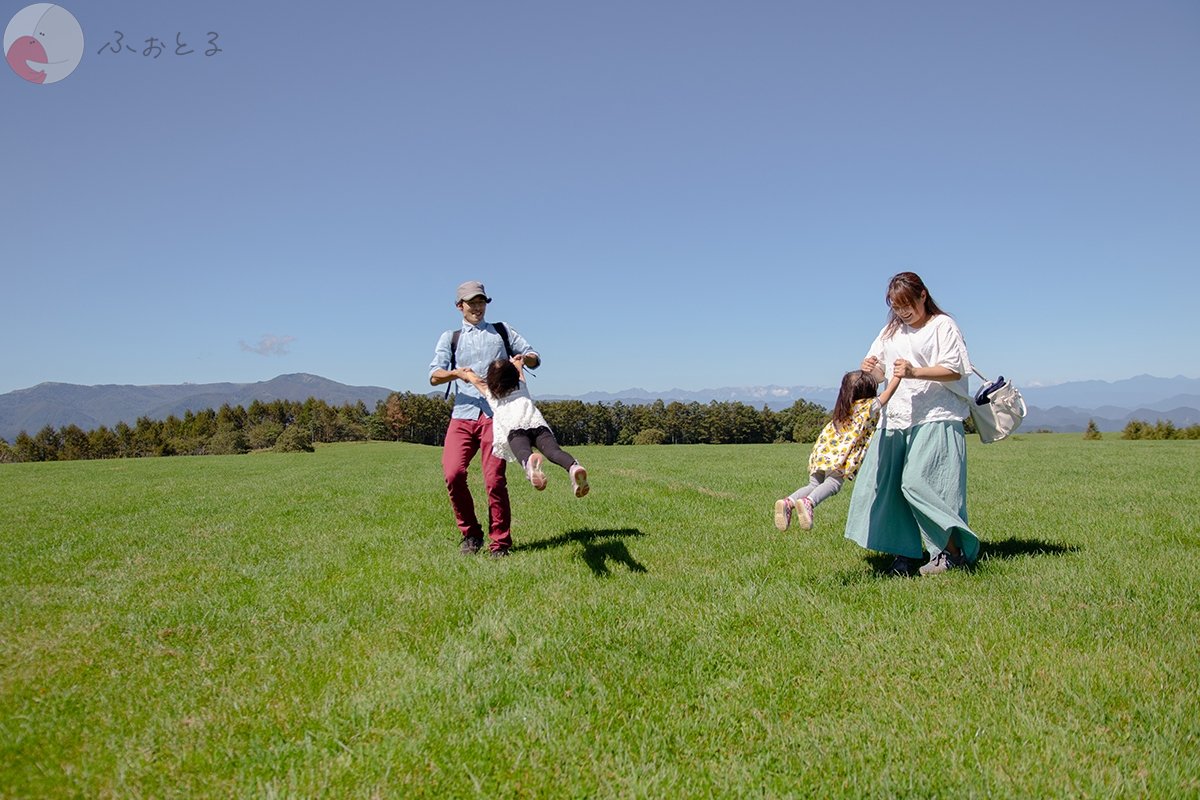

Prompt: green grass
xmin=2 ymin=436 xmax=1198 ymax=798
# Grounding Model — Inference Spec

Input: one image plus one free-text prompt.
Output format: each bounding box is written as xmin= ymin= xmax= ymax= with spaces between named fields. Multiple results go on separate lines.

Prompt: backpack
xmin=445 ymin=323 xmax=512 ymax=398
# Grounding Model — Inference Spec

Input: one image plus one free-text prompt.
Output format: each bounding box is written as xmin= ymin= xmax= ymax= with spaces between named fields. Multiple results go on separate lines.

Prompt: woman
xmin=844 ymin=272 xmax=981 ymax=576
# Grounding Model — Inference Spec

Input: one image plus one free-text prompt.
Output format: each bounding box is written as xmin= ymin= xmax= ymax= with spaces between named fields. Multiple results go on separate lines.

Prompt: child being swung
xmin=774 ymin=369 xmax=900 ymax=531
xmin=460 ymin=355 xmax=590 ymax=498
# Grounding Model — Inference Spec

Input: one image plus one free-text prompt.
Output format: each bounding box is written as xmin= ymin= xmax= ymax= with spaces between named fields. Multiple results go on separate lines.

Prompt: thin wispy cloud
xmin=239 ymin=335 xmax=296 ymax=357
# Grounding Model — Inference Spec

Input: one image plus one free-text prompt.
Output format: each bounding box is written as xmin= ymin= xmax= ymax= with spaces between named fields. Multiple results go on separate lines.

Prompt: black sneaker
xmin=460 ymin=536 xmax=483 ymax=555
xmin=888 ymin=555 xmax=920 ymax=576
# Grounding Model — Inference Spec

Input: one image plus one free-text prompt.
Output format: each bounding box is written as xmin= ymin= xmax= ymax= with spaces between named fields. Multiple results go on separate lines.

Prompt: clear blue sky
xmin=4 ymin=0 xmax=1197 ymax=397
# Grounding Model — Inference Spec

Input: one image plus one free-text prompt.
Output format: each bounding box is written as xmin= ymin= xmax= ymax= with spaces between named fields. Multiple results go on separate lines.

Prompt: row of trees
xmin=1118 ymin=419 xmax=1200 ymax=440
xmin=7 ymin=391 xmax=1193 ymax=464
xmin=0 ymin=394 xmax=836 ymax=463
xmin=1083 ymin=418 xmax=1200 ymax=440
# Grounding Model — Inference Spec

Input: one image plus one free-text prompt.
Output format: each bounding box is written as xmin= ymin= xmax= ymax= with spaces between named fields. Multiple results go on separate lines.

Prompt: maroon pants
xmin=442 ymin=417 xmax=511 ymax=551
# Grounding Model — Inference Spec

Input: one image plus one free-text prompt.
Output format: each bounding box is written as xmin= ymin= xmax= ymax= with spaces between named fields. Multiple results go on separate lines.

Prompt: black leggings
xmin=508 ymin=427 xmax=577 ymax=472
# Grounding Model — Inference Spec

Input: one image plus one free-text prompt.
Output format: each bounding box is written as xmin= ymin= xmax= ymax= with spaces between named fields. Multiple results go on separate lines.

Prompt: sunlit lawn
xmin=2 ymin=436 xmax=1198 ymax=797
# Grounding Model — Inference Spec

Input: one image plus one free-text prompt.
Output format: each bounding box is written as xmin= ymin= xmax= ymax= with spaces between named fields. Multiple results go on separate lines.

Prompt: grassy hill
xmin=2 ymin=437 xmax=1197 ymax=797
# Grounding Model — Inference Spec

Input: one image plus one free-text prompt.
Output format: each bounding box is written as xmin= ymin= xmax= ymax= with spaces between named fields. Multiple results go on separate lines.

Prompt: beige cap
xmin=455 ymin=280 xmax=491 ymax=304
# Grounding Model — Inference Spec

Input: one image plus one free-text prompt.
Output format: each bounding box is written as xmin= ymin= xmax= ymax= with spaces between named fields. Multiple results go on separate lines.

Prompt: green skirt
xmin=844 ymin=420 xmax=980 ymax=562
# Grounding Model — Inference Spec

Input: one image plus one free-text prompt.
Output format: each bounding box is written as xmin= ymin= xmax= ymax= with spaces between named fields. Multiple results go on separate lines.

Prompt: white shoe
xmin=525 ymin=454 xmax=546 ymax=490
xmin=569 ymin=464 xmax=589 ymax=498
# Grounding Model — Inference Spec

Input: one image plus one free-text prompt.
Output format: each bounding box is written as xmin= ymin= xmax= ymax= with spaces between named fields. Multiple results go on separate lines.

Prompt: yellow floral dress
xmin=808 ymin=398 xmax=879 ymax=480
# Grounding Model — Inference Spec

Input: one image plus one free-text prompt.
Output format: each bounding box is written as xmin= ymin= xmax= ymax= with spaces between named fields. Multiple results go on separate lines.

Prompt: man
xmin=429 ymin=281 xmax=540 ymax=557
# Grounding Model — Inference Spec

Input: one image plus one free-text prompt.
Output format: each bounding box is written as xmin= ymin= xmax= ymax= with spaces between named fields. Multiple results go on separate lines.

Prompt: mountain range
xmin=1 ymin=373 xmax=1197 ymax=442
xmin=0 ymin=374 xmax=393 ymax=442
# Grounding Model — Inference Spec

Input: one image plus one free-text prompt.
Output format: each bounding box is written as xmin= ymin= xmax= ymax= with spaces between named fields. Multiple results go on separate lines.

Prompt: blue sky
xmin=4 ymin=0 xmax=1197 ymax=397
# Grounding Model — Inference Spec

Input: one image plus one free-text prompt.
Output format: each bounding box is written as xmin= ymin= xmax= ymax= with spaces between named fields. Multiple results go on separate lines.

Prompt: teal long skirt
xmin=844 ymin=420 xmax=980 ymax=562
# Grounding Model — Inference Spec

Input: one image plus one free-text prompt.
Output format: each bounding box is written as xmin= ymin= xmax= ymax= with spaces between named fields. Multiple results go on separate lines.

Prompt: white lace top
xmin=483 ymin=382 xmax=551 ymax=462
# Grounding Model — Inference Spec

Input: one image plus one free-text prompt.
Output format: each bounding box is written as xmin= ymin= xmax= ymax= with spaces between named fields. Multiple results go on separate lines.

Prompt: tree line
xmin=1118 ymin=419 xmax=1200 ymax=440
xmin=0 ymin=393 xmax=839 ymax=463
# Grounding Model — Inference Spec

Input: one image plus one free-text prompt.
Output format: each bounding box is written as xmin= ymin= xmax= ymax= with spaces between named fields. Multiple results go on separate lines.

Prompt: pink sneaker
xmin=795 ymin=496 xmax=814 ymax=530
xmin=569 ymin=464 xmax=589 ymax=498
xmin=525 ymin=454 xmax=546 ymax=490
xmin=773 ymin=498 xmax=793 ymax=531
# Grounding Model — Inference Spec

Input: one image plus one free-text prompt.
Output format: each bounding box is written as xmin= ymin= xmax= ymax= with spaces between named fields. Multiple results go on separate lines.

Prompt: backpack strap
xmin=493 ymin=322 xmax=513 ymax=359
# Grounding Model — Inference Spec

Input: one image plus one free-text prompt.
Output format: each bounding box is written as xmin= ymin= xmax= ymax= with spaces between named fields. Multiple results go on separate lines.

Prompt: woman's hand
xmin=893 ymin=358 xmax=915 ymax=378
xmin=862 ymin=356 xmax=884 ymax=382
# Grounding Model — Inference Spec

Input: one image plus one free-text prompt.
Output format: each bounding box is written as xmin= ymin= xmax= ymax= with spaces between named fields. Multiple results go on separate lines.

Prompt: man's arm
xmin=503 ymin=324 xmax=540 ymax=369
xmin=456 ymin=367 xmax=486 ymax=393
xmin=430 ymin=367 xmax=466 ymax=387
xmin=429 ymin=330 xmax=457 ymax=386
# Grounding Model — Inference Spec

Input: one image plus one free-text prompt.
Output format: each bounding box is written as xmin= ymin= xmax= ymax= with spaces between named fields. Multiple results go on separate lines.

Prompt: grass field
xmin=2 ymin=436 xmax=1198 ymax=798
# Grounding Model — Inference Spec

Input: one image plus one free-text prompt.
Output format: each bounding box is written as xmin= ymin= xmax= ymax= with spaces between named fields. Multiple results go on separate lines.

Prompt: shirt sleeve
xmin=503 ymin=324 xmax=538 ymax=359
xmin=933 ymin=317 xmax=969 ymax=376
xmin=429 ymin=330 xmax=454 ymax=377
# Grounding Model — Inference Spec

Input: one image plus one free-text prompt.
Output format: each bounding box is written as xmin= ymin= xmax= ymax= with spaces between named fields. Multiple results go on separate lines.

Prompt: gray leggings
xmin=788 ymin=470 xmax=844 ymax=508
xmin=508 ymin=426 xmax=577 ymax=472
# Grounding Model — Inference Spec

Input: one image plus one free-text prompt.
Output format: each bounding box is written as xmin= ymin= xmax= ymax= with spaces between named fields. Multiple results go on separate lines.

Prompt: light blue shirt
xmin=429 ymin=321 xmax=536 ymax=420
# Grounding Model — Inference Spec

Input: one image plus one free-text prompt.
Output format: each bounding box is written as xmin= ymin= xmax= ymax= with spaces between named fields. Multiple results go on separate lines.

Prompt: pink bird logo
xmin=4 ymin=4 xmax=84 ymax=85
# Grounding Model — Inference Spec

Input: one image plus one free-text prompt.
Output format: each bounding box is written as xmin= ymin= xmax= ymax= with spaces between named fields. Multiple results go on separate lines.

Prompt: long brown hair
xmin=831 ymin=370 xmax=879 ymax=429
xmin=882 ymin=271 xmax=947 ymax=337
xmin=486 ymin=359 xmax=520 ymax=398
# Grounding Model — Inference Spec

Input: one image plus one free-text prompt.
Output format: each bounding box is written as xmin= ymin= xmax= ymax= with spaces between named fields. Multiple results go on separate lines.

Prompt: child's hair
xmin=883 ymin=271 xmax=947 ymax=337
xmin=486 ymin=358 xmax=520 ymax=399
xmin=831 ymin=370 xmax=879 ymax=429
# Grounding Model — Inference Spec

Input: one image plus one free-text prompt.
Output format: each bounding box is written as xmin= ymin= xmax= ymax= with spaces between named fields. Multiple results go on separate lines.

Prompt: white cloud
xmin=239 ymin=334 xmax=296 ymax=357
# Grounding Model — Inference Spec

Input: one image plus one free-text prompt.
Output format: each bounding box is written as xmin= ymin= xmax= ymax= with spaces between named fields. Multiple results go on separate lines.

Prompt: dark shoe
xmin=919 ymin=549 xmax=967 ymax=576
xmin=460 ymin=536 xmax=483 ymax=555
xmin=488 ymin=548 xmax=510 ymax=559
xmin=888 ymin=555 xmax=921 ymax=576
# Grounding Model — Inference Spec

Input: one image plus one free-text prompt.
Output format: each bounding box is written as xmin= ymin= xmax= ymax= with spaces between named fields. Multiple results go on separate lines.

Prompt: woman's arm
xmin=892 ymin=359 xmax=960 ymax=382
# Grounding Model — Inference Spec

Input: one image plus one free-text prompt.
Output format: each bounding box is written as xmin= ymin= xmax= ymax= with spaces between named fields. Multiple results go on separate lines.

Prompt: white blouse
xmin=866 ymin=314 xmax=971 ymax=430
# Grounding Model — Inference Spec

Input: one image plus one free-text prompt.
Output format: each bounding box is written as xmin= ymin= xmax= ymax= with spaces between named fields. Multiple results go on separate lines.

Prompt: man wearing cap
xmin=429 ymin=281 xmax=541 ymax=557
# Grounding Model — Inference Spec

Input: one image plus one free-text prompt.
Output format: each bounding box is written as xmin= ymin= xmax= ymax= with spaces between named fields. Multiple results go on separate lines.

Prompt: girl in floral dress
xmin=774 ymin=369 xmax=899 ymax=531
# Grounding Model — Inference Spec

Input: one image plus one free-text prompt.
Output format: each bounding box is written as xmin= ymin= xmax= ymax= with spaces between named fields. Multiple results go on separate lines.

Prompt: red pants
xmin=442 ymin=417 xmax=511 ymax=551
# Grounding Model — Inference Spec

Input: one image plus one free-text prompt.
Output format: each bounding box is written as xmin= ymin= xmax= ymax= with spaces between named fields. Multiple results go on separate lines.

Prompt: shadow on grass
xmin=516 ymin=528 xmax=648 ymax=577
xmin=979 ymin=537 xmax=1079 ymax=561
xmin=849 ymin=536 xmax=1079 ymax=582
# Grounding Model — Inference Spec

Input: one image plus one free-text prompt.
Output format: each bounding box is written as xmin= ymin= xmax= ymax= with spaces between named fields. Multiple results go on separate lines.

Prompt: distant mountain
xmin=1018 ymin=375 xmax=1200 ymax=410
xmin=1023 ymin=404 xmax=1200 ymax=433
xmin=542 ymin=384 xmax=839 ymax=411
xmin=541 ymin=376 xmax=1200 ymax=433
xmin=2 ymin=373 xmax=1197 ymax=441
xmin=0 ymin=374 xmax=393 ymax=441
